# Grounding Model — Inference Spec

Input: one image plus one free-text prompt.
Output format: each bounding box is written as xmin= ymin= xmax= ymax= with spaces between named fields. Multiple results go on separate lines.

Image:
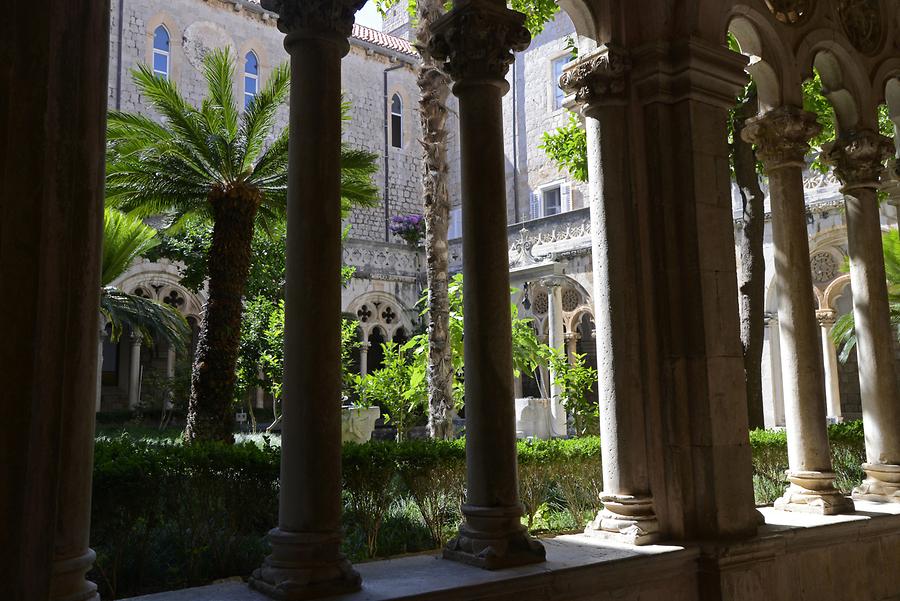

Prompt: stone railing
xmin=450 ymin=208 xmax=592 ymax=271
xmin=343 ymin=238 xmax=422 ymax=282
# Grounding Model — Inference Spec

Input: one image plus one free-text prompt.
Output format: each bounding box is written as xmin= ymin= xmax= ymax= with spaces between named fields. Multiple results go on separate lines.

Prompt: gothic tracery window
xmin=244 ymin=51 xmax=259 ymax=108
xmin=153 ymin=26 xmax=171 ymax=80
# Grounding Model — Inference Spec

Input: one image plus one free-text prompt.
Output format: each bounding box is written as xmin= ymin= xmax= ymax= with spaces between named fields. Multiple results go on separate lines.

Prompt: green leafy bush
xmin=90 ymin=424 xmax=865 ymax=598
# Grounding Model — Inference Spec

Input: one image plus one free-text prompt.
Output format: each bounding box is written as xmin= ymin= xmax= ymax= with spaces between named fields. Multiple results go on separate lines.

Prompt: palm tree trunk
xmin=417 ymin=0 xmax=455 ymax=440
xmin=732 ymin=89 xmax=766 ymax=430
xmin=185 ymin=184 xmax=260 ymax=443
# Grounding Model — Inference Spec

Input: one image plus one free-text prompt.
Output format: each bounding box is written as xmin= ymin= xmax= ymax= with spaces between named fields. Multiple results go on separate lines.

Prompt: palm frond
xmin=832 ymin=311 xmax=858 ymax=364
xmin=239 ymin=62 xmax=291 ymax=172
xmin=202 ymin=48 xmax=240 ymax=141
xmin=100 ymin=287 xmax=190 ymax=351
xmin=102 ymin=209 xmax=160 ymax=286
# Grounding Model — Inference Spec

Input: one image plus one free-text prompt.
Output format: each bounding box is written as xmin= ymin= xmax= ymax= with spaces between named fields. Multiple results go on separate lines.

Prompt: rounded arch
xmin=112 ymin=259 xmax=207 ymax=318
xmin=822 ymin=273 xmax=852 ymax=311
xmin=145 ymin=13 xmax=180 ymax=82
xmin=798 ymin=31 xmax=874 ymax=131
xmin=725 ymin=7 xmax=793 ymax=109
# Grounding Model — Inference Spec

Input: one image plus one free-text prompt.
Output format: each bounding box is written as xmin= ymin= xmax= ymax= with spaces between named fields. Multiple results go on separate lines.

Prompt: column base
xmin=443 ymin=504 xmax=546 ymax=570
xmin=852 ymin=463 xmax=900 ymax=503
xmin=774 ymin=471 xmax=854 ymax=515
xmin=50 ymin=548 xmax=100 ymax=601
xmin=585 ymin=493 xmax=660 ymax=545
xmin=249 ymin=528 xmax=361 ymax=601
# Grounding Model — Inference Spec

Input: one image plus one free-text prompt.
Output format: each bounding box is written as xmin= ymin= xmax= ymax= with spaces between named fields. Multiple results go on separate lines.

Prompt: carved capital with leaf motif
xmin=822 ymin=129 xmax=893 ymax=190
xmin=427 ymin=0 xmax=530 ymax=90
xmin=261 ymin=0 xmax=365 ymax=48
xmin=559 ymin=46 xmax=631 ymax=108
xmin=741 ymin=106 xmax=821 ymax=169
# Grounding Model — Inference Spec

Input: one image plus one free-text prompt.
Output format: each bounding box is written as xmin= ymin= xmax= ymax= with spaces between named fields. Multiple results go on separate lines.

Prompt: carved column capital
xmin=559 ymin=45 xmax=631 ymax=108
xmin=261 ymin=0 xmax=365 ymax=48
xmin=816 ymin=309 xmax=837 ymax=327
xmin=427 ymin=0 xmax=530 ymax=90
xmin=823 ymin=130 xmax=894 ymax=191
xmin=360 ymin=341 xmax=372 ymax=351
xmin=741 ymin=106 xmax=821 ymax=169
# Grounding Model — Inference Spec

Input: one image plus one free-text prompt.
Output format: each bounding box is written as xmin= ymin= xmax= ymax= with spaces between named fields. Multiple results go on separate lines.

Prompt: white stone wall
xmin=109 ymin=0 xmax=427 ymax=246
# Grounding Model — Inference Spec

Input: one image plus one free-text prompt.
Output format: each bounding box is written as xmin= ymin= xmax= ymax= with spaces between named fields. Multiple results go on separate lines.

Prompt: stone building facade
xmin=101 ymin=0 xmax=435 ymax=411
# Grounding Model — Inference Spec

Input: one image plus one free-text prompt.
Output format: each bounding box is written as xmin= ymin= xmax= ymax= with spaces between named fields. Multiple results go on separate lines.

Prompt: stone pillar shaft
xmin=561 ymin=46 xmax=659 ymax=543
xmin=743 ymin=106 xmax=850 ymax=514
xmin=250 ymin=1 xmax=363 ymax=596
xmin=429 ymin=0 xmax=544 ymax=569
xmin=545 ymin=281 xmax=567 ymax=437
xmin=817 ymin=311 xmax=843 ymax=421
xmin=824 ymin=130 xmax=900 ymax=501
xmin=128 ymin=334 xmax=142 ymax=410
xmin=96 ymin=320 xmax=106 ymax=413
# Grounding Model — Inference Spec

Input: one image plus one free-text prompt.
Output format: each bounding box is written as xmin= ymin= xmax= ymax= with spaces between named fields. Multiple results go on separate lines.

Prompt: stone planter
xmin=515 ymin=397 xmax=553 ymax=440
xmin=341 ymin=406 xmax=381 ymax=444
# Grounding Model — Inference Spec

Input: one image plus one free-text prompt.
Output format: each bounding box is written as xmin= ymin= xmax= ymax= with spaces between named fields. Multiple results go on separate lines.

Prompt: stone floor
xmin=125 ymin=501 xmax=900 ymax=601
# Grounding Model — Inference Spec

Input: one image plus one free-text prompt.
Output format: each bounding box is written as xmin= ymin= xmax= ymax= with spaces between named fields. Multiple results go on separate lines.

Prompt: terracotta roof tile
xmin=243 ymin=1 xmax=418 ymax=57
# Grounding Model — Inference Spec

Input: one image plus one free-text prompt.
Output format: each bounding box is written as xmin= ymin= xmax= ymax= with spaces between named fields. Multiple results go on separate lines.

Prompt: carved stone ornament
xmin=558 ymin=46 xmax=631 ymax=105
xmin=427 ymin=0 xmax=531 ymax=86
xmin=816 ymin=309 xmax=838 ymax=327
xmin=764 ymin=0 xmax=810 ymax=24
xmin=260 ymin=0 xmax=366 ymax=40
xmin=838 ymin=0 xmax=883 ymax=55
xmin=822 ymin=130 xmax=894 ymax=189
xmin=741 ymin=106 xmax=821 ymax=168
xmin=810 ymin=252 xmax=838 ymax=283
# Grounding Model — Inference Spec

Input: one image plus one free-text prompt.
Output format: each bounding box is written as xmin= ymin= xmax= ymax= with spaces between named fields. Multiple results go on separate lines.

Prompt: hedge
xmin=90 ymin=423 xmax=864 ymax=599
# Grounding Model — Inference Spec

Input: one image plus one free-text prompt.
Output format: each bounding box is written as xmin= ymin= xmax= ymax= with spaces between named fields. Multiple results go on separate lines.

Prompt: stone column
xmin=544 ymin=279 xmax=567 ymax=437
xmin=128 ymin=333 xmax=142 ymax=410
xmin=743 ymin=106 xmax=851 ymax=514
xmin=765 ymin=313 xmax=786 ymax=427
xmin=96 ymin=318 xmax=107 ymax=413
xmin=429 ymin=0 xmax=545 ymax=568
xmin=250 ymin=0 xmax=364 ymax=597
xmin=824 ymin=130 xmax=900 ymax=502
xmin=565 ymin=331 xmax=579 ymax=363
xmin=816 ymin=309 xmax=843 ymax=422
xmin=560 ymin=46 xmax=660 ymax=543
xmin=165 ymin=344 xmax=176 ymax=409
xmin=359 ymin=341 xmax=371 ymax=377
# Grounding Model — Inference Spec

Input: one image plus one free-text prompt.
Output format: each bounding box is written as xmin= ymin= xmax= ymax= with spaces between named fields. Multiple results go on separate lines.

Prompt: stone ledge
xmin=124 ymin=503 xmax=900 ymax=601
xmin=123 ymin=535 xmax=695 ymax=601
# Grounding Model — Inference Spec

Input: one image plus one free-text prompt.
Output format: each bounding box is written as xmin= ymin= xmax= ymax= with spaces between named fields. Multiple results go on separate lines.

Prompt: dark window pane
xmin=544 ymin=187 xmax=561 ymax=216
xmin=391 ymin=114 xmax=402 ymax=148
xmin=391 ymin=94 xmax=402 ymax=114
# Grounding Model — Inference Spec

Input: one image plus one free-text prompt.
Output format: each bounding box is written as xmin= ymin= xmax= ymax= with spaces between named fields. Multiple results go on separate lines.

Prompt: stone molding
xmin=822 ymin=129 xmax=894 ymax=190
xmin=427 ymin=0 xmax=530 ymax=88
xmin=741 ymin=106 xmax=821 ymax=169
xmin=260 ymin=0 xmax=365 ymax=41
xmin=559 ymin=46 xmax=631 ymax=107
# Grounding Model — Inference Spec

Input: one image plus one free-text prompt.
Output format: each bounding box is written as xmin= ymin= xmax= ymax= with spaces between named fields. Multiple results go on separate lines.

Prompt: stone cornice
xmin=559 ymin=45 xmax=631 ymax=108
xmin=427 ymin=0 xmax=530 ymax=89
xmin=742 ymin=106 xmax=821 ymax=169
xmin=822 ymin=130 xmax=894 ymax=191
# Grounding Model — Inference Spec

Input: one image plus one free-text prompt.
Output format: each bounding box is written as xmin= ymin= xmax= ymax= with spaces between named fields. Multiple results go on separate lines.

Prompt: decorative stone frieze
xmin=559 ymin=46 xmax=630 ymax=106
xmin=427 ymin=0 xmax=530 ymax=88
xmin=837 ymin=0 xmax=883 ymax=55
xmin=741 ymin=106 xmax=821 ymax=169
xmin=261 ymin=0 xmax=366 ymax=41
xmin=765 ymin=0 xmax=810 ymax=24
xmin=822 ymin=130 xmax=893 ymax=190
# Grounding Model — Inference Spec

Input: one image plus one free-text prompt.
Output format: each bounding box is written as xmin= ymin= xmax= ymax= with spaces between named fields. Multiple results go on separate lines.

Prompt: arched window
xmin=152 ymin=26 xmax=170 ymax=80
xmin=390 ymin=94 xmax=402 ymax=148
xmin=244 ymin=51 xmax=259 ymax=109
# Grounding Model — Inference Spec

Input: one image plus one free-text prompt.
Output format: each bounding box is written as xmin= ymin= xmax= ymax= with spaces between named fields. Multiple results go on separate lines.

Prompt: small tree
xmin=353 ymin=342 xmax=427 ymax=441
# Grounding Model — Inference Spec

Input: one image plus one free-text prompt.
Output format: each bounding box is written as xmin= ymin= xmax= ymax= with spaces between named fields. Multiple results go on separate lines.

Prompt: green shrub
xmin=90 ymin=424 xmax=866 ymax=598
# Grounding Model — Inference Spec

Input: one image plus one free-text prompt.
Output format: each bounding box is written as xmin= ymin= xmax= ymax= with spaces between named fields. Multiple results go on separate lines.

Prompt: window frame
xmin=550 ymin=54 xmax=570 ymax=111
xmin=152 ymin=25 xmax=171 ymax=80
xmin=244 ymin=51 xmax=260 ymax=109
xmin=531 ymin=181 xmax=572 ymax=220
xmin=390 ymin=93 xmax=403 ymax=149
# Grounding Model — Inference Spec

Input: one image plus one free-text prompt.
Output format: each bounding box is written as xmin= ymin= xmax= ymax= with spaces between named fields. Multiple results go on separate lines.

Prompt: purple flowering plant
xmin=389 ymin=214 xmax=426 ymax=246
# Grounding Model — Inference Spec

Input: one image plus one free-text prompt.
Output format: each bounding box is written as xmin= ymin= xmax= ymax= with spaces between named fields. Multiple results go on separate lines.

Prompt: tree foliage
xmin=539 ymin=111 xmax=588 ymax=183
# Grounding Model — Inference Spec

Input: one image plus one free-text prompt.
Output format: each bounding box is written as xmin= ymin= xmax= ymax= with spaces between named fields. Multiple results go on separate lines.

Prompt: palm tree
xmin=100 ymin=208 xmax=189 ymax=349
xmin=106 ymin=49 xmax=378 ymax=443
xmin=833 ymin=230 xmax=900 ymax=362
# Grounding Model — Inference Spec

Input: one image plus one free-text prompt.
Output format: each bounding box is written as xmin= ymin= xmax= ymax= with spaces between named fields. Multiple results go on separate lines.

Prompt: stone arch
xmin=112 ymin=259 xmax=207 ymax=318
xmin=822 ymin=273 xmax=852 ymax=312
xmin=346 ymin=291 xmax=413 ymax=341
xmin=798 ymin=33 xmax=872 ymax=131
xmin=726 ymin=6 xmax=792 ymax=109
